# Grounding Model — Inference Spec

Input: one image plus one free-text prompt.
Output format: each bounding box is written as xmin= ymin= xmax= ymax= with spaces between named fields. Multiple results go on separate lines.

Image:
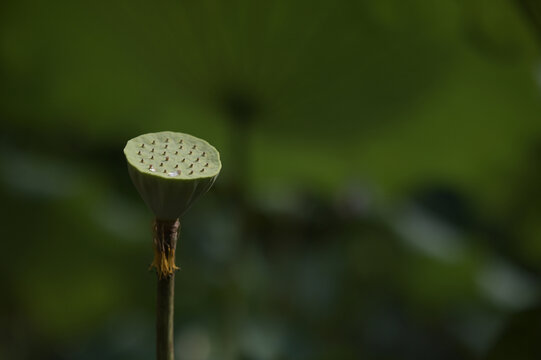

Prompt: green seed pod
xmin=124 ymin=131 xmax=221 ymax=220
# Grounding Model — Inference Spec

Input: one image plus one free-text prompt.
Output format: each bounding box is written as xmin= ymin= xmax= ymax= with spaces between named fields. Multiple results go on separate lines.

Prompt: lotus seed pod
xmin=124 ymin=131 xmax=221 ymax=220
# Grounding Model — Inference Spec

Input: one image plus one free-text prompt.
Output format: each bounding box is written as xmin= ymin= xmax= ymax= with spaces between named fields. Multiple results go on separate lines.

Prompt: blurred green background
xmin=2 ymin=0 xmax=541 ymax=359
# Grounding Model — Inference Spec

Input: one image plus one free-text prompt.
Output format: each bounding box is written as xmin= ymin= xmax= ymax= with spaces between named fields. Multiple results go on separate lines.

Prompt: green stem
xmin=153 ymin=218 xmax=180 ymax=360
xmin=157 ymin=274 xmax=175 ymax=360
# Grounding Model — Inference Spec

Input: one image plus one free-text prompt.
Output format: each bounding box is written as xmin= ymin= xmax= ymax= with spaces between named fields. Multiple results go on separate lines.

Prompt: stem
xmin=152 ymin=218 xmax=180 ymax=360
xmin=157 ymin=274 xmax=175 ymax=360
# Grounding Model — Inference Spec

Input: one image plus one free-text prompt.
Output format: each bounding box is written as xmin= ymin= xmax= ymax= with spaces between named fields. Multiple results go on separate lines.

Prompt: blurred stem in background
xmin=515 ymin=0 xmax=541 ymax=42
xmin=222 ymin=87 xmax=260 ymax=240
xmin=217 ymin=87 xmax=260 ymax=359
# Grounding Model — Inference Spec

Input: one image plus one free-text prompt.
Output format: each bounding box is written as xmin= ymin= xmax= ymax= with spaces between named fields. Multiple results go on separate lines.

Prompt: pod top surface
xmin=124 ymin=131 xmax=221 ymax=180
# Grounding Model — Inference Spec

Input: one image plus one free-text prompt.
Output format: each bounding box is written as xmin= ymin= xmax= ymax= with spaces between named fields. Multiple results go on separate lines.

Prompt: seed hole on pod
xmin=140 ymin=159 xmax=144 ymax=163
xmin=200 ymin=169 xmax=204 ymax=173
xmin=192 ymin=145 xmax=196 ymax=149
xmin=179 ymin=139 xmax=183 ymax=144
xmin=175 ymin=164 xmax=178 ymax=168
xmin=160 ymin=162 xmax=163 ymax=167
xmin=141 ymin=143 xmax=145 ymax=148
xmin=151 ymin=155 xmax=154 ymax=159
xmin=166 ymin=138 xmax=169 ymax=143
xmin=195 ymin=158 xmax=199 ymax=162
xmin=202 ymin=152 xmax=206 ymax=156
xmin=189 ymin=151 xmax=193 ymax=155
xmin=162 ymin=151 xmax=166 ymax=155
xmin=204 ymin=163 xmax=209 ymax=167
xmin=188 ymin=164 xmax=193 ymax=168
xmin=151 ymin=148 xmax=154 ymax=153
xmin=165 ymin=144 xmax=168 ymax=149
xmin=189 ymin=170 xmax=193 ymax=175
xmin=138 ymin=150 xmax=141 ymax=155
xmin=165 ymin=156 xmax=169 ymax=161
xmin=181 ymin=158 xmax=185 ymax=163
xmin=163 ymin=169 xmax=167 ymax=173
xmin=152 ymin=140 xmax=155 ymax=145
xmin=175 ymin=151 xmax=178 ymax=155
